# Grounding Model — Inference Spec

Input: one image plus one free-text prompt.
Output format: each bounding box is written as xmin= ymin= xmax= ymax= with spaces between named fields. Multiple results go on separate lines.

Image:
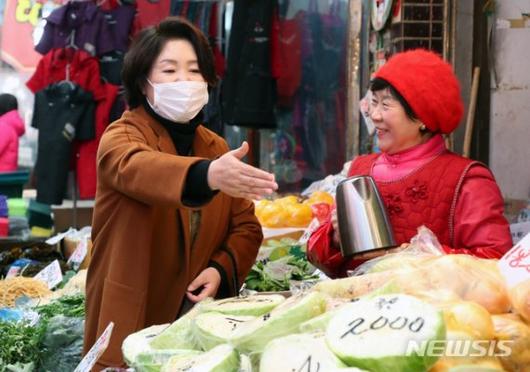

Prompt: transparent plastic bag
xmin=507 ymin=279 xmax=530 ymax=323
xmin=313 ymin=231 xmax=510 ymax=314
xmin=492 ymin=313 xmax=530 ymax=372
xmin=39 ymin=315 xmax=85 ymax=372
xmin=348 ymin=225 xmax=445 ymax=276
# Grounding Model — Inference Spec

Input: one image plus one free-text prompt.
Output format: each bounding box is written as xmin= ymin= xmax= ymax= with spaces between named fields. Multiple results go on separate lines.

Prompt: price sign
xmin=298 ymin=218 xmax=321 ymax=246
xmin=45 ymin=227 xmax=76 ymax=245
xmin=67 ymin=238 xmax=88 ymax=271
xmin=34 ymin=259 xmax=63 ymax=289
xmin=5 ymin=266 xmax=20 ymax=279
xmin=499 ymin=232 xmax=530 ymax=288
xmin=74 ymin=322 xmax=114 ymax=372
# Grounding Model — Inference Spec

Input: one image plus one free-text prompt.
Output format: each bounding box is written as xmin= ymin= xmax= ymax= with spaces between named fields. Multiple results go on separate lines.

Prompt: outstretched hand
xmin=207 ymin=141 xmax=278 ymax=200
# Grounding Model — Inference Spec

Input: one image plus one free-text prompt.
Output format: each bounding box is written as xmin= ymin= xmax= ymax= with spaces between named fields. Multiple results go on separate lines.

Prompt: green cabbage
xmin=122 ymin=324 xmax=170 ymax=365
xmin=326 ymin=294 xmax=446 ymax=372
xmin=133 ymin=349 xmax=200 ymax=372
xmin=161 ymin=344 xmax=239 ymax=372
xmin=230 ymin=292 xmax=327 ymax=354
xmin=199 ymin=294 xmax=285 ymax=316
xmin=192 ymin=312 xmax=255 ymax=350
xmin=239 ymin=354 xmax=252 ymax=372
xmin=260 ymin=333 xmax=366 ymax=372
xmin=298 ymin=309 xmax=338 ymax=333
xmin=149 ymin=307 xmax=200 ymax=350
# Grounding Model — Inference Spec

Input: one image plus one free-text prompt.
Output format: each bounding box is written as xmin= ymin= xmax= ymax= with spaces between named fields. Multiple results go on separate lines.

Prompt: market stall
xmin=1 ymin=0 xmax=530 ymax=370
xmin=1 ymin=194 xmax=530 ymax=371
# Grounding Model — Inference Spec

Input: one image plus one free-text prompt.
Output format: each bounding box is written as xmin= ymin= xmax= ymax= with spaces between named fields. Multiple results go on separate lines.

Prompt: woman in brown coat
xmin=83 ymin=17 xmax=278 ymax=369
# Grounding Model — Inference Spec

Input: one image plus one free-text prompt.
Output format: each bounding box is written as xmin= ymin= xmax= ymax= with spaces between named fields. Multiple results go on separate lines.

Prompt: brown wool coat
xmin=83 ymin=107 xmax=262 ymax=369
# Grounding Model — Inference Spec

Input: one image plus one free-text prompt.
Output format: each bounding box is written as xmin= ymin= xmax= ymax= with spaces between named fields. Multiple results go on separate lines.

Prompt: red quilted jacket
xmin=307 ymin=151 xmax=512 ymax=278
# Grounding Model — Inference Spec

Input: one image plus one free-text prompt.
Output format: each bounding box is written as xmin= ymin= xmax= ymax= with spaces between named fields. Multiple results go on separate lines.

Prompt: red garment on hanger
xmin=26 ymin=48 xmax=105 ymax=100
xmin=76 ymin=84 xmax=119 ymax=198
xmin=208 ymin=2 xmax=225 ymax=77
xmin=134 ymin=0 xmax=170 ymax=30
xmin=27 ymin=48 xmax=118 ymax=199
xmin=274 ymin=14 xmax=302 ymax=106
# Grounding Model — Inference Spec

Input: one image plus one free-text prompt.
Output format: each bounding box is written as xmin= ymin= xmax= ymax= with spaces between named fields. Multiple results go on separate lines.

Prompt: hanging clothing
xmin=271 ymin=9 xmax=303 ymax=105
xmin=26 ymin=48 xmax=106 ymax=101
xmin=221 ymin=0 xmax=276 ymax=128
xmin=76 ymin=83 xmax=119 ymax=199
xmin=99 ymin=52 xmax=124 ymax=86
xmin=0 ymin=110 xmax=25 ymax=172
xmin=289 ymin=0 xmax=347 ymax=185
xmin=32 ymin=83 xmax=95 ymax=204
xmin=101 ymin=3 xmax=136 ymax=53
xmin=27 ymin=48 xmax=120 ymax=199
xmin=208 ymin=1 xmax=226 ymax=77
xmin=98 ymin=3 xmax=136 ymax=86
xmin=134 ymin=0 xmax=170 ymax=29
xmin=35 ymin=1 xmax=115 ymax=56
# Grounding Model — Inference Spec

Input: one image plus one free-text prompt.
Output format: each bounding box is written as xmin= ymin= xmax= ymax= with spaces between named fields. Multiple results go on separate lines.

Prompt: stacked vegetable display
xmin=0 ymin=293 xmax=85 ymax=371
xmin=0 ymin=271 xmax=86 ymax=372
xmin=124 ymin=247 xmax=530 ymax=372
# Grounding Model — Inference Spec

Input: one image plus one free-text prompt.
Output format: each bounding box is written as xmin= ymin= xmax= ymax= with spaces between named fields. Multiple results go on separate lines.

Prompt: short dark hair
xmin=370 ymin=77 xmax=418 ymax=122
xmin=122 ymin=16 xmax=218 ymax=108
xmin=0 ymin=93 xmax=18 ymax=116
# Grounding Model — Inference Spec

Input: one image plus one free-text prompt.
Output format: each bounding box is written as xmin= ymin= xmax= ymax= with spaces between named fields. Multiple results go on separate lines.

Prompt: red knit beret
xmin=374 ymin=49 xmax=464 ymax=134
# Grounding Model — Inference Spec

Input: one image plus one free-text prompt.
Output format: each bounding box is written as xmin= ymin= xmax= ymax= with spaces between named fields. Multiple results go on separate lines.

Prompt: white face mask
xmin=146 ymin=80 xmax=209 ymax=123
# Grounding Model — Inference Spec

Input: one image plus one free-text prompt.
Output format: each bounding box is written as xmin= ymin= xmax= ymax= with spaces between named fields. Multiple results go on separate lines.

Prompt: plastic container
xmin=27 ymin=199 xmax=53 ymax=228
xmin=7 ymin=198 xmax=27 ymax=217
xmin=0 ymin=170 xmax=30 ymax=198
xmin=0 ymin=195 xmax=7 ymax=217
xmin=0 ymin=217 xmax=8 ymax=237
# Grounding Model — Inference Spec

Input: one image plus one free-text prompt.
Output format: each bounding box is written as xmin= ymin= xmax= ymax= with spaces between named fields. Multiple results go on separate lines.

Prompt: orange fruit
xmin=275 ymin=195 xmax=299 ymax=206
xmin=258 ymin=202 xmax=289 ymax=228
xmin=284 ymin=203 xmax=313 ymax=227
xmin=304 ymin=191 xmax=334 ymax=206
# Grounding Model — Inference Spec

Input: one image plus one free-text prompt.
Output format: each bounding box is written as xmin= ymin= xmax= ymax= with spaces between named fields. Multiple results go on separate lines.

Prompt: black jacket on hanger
xmin=222 ymin=0 xmax=276 ymax=129
xmin=32 ymin=83 xmax=95 ymax=204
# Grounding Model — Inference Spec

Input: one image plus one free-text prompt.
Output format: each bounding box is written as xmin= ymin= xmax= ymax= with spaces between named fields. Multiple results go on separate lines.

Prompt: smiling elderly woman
xmin=307 ymin=49 xmax=512 ymax=278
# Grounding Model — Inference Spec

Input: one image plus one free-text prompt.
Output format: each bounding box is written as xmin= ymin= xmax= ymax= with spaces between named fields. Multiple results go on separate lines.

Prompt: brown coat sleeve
xmin=210 ymin=196 xmax=263 ymax=295
xmin=97 ymin=121 xmax=204 ymax=207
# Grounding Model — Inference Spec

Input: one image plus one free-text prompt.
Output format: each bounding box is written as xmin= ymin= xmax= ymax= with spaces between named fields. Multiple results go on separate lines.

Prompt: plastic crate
xmin=0 ymin=170 xmax=30 ymax=198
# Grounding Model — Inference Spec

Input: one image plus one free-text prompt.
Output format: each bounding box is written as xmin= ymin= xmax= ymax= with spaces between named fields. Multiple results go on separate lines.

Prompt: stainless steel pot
xmin=336 ymin=175 xmax=396 ymax=257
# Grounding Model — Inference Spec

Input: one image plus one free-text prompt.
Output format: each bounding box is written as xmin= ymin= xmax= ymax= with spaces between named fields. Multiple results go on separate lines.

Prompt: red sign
xmin=1 ymin=0 xmax=63 ymax=72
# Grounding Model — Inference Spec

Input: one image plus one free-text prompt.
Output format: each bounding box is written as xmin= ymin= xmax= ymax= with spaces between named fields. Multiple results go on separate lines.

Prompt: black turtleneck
xmin=143 ymin=99 xmax=216 ymax=206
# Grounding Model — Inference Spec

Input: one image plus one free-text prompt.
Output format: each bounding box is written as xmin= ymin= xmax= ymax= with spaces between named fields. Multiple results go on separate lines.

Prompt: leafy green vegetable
xmin=0 ymin=292 xmax=85 ymax=371
xmin=39 ymin=315 xmax=85 ymax=372
xmin=245 ymin=244 xmax=319 ymax=292
xmin=0 ymin=320 xmax=46 ymax=369
xmin=56 ymin=270 xmax=77 ymax=290
xmin=35 ymin=294 xmax=85 ymax=319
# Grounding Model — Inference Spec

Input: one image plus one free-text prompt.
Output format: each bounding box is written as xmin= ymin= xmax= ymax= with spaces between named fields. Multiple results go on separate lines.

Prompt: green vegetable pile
xmin=0 ymin=294 xmax=85 ymax=372
xmin=0 ymin=320 xmax=46 ymax=369
xmin=35 ymin=293 xmax=85 ymax=319
xmin=244 ymin=238 xmax=319 ymax=292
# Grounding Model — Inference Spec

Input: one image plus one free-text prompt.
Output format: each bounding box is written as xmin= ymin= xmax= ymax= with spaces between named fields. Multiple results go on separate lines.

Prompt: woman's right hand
xmin=208 ymin=141 xmax=278 ymax=200
xmin=331 ymin=208 xmax=341 ymax=246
